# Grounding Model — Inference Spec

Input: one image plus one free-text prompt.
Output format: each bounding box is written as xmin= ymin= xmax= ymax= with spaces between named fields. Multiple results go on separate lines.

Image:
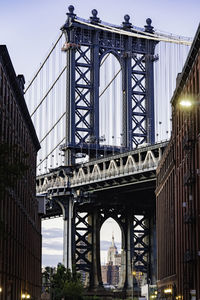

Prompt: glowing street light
xmin=164 ymin=288 xmax=172 ymax=295
xmin=0 ymin=287 xmax=2 ymax=293
xmin=21 ymin=293 xmax=31 ymax=299
xmin=132 ymin=270 xmax=136 ymax=276
xmin=179 ymin=99 xmax=193 ymax=108
xmin=179 ymin=97 xmax=200 ymax=109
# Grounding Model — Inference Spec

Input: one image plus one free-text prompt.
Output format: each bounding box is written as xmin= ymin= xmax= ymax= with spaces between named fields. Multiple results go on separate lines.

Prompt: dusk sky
xmin=1 ymin=0 xmax=200 ymax=267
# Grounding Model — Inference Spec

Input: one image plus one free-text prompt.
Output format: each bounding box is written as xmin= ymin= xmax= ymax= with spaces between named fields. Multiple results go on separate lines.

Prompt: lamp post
xmin=179 ymin=98 xmax=200 ymax=109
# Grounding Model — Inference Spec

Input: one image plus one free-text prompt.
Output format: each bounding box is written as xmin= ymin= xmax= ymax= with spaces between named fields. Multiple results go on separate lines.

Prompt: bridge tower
xmin=43 ymin=5 xmax=159 ymax=295
xmin=61 ymin=5 xmax=158 ymax=166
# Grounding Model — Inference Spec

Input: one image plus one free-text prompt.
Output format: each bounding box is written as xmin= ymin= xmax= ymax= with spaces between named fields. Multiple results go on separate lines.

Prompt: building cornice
xmin=171 ymin=23 xmax=200 ymax=106
xmin=0 ymin=45 xmax=40 ymax=151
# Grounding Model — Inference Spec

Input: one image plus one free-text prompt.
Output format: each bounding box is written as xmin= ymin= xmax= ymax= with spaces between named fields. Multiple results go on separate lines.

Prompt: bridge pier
xmin=126 ymin=214 xmax=134 ymax=290
xmin=88 ymin=209 xmax=103 ymax=289
xmin=37 ymin=143 xmax=167 ymax=295
xmin=74 ymin=204 xmax=154 ymax=293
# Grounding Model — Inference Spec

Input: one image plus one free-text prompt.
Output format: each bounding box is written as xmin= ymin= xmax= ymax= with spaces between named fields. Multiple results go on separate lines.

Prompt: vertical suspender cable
xmin=45 ymin=58 xmax=49 ymax=171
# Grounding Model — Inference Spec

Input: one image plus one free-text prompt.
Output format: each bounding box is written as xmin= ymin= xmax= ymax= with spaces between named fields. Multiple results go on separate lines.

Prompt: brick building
xmin=156 ymin=25 xmax=200 ymax=299
xmin=0 ymin=45 xmax=41 ymax=299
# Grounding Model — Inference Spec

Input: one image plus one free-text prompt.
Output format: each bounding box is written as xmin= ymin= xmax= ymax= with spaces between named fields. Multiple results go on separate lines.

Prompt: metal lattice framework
xmin=36 ymin=142 xmax=167 ymax=194
xmin=75 ymin=212 xmax=93 ymax=273
xmin=61 ymin=6 xmax=158 ymax=164
xmin=133 ymin=215 xmax=150 ymax=273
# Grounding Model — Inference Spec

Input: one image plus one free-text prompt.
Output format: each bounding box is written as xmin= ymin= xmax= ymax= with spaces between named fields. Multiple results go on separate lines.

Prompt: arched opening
xmin=100 ymin=217 xmax=122 ymax=289
xmin=99 ymin=53 xmax=123 ymax=148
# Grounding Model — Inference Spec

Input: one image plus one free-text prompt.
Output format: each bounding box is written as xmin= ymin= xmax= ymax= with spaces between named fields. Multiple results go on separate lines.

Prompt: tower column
xmin=88 ymin=209 xmax=102 ymax=289
xmin=118 ymin=210 xmax=133 ymax=290
xmin=144 ymin=19 xmax=158 ymax=144
xmin=126 ymin=214 xmax=134 ymax=289
xmin=57 ymin=197 xmax=74 ymax=270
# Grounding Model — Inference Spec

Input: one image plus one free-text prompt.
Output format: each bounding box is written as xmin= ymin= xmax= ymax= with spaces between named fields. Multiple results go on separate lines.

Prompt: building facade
xmin=156 ymin=25 xmax=200 ymax=299
xmin=0 ymin=46 xmax=41 ymax=299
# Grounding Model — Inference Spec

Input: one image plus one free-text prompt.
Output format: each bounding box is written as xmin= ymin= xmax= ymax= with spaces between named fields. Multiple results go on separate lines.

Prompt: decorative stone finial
xmin=66 ymin=5 xmax=76 ymax=20
xmin=90 ymin=9 xmax=101 ymax=23
xmin=144 ymin=18 xmax=154 ymax=33
xmin=122 ymin=14 xmax=132 ymax=29
xmin=68 ymin=5 xmax=74 ymax=14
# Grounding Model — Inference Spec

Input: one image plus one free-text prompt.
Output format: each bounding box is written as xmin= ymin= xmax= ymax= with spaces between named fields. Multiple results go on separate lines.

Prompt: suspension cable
xmin=37 ymin=137 xmax=66 ymax=168
xmin=24 ymin=32 xmax=63 ymax=94
xmin=100 ymin=53 xmax=110 ymax=66
xmin=75 ymin=19 xmax=192 ymax=46
xmin=31 ymin=66 xmax=67 ymax=117
xmin=40 ymin=112 xmax=66 ymax=144
xmin=99 ymin=68 xmax=121 ymax=98
xmin=38 ymin=52 xmax=111 ymax=144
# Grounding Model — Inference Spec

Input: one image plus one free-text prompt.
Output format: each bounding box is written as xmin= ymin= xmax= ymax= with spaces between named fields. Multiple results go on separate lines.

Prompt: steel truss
xmin=73 ymin=205 xmax=152 ymax=287
xmin=133 ymin=215 xmax=150 ymax=273
xmin=75 ymin=211 xmax=93 ymax=273
xmin=61 ymin=6 xmax=158 ymax=163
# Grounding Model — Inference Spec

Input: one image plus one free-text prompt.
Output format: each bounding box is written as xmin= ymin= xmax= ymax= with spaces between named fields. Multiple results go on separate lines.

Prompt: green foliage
xmin=42 ymin=266 xmax=55 ymax=293
xmin=50 ymin=263 xmax=84 ymax=300
xmin=0 ymin=143 xmax=29 ymax=240
xmin=63 ymin=280 xmax=84 ymax=300
xmin=0 ymin=143 xmax=29 ymax=193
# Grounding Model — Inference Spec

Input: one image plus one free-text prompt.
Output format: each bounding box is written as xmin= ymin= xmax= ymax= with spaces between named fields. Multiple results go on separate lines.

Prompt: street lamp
xmin=179 ymin=99 xmax=193 ymax=108
xmin=21 ymin=293 xmax=31 ymax=299
xmin=164 ymin=288 xmax=172 ymax=297
xmin=179 ymin=97 xmax=200 ymax=109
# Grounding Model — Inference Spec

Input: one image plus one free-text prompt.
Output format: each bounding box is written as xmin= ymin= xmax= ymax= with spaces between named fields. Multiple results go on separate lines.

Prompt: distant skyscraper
xmin=101 ymin=234 xmax=121 ymax=287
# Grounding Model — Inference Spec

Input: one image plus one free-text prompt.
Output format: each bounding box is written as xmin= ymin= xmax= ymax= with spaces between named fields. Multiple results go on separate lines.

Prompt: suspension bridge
xmin=25 ymin=5 xmax=192 ymax=296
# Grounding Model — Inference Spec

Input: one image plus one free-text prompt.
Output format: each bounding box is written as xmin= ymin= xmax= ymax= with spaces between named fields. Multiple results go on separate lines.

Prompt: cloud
xmin=42 ymin=254 xmax=63 ymax=267
xmin=42 ymin=248 xmax=63 ymax=255
xmin=42 ymin=228 xmax=63 ymax=262
xmin=42 ymin=227 xmax=63 ymax=239
xmin=42 ymin=239 xmax=121 ymax=257
xmin=43 ymin=240 xmax=62 ymax=250
xmin=100 ymin=240 xmax=121 ymax=251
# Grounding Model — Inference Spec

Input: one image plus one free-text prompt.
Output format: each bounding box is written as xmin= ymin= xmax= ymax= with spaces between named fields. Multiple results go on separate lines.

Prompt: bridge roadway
xmin=37 ymin=141 xmax=167 ymax=202
xmin=37 ymin=141 xmax=168 ymax=291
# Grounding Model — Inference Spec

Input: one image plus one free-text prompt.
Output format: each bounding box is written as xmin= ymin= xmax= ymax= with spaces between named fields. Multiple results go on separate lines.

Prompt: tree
xmin=0 ymin=143 xmax=29 ymax=193
xmin=50 ymin=263 xmax=84 ymax=300
xmin=42 ymin=266 xmax=55 ymax=293
xmin=0 ymin=143 xmax=29 ymax=237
